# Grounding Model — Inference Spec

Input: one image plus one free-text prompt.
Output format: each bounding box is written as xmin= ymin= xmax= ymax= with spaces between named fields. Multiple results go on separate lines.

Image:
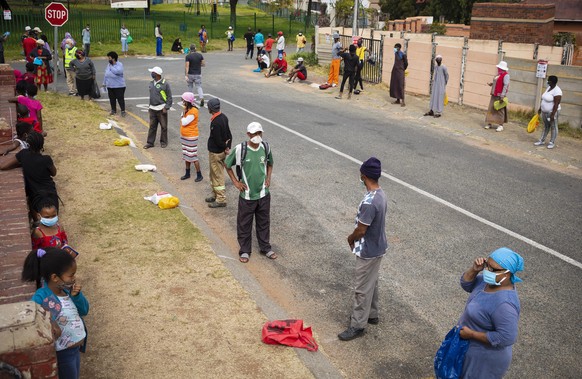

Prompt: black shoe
xmin=160 ymin=143 xmax=167 ymax=148
xmin=200 ymin=99 xmax=205 ymax=107
xmin=368 ymin=317 xmax=379 ymax=325
xmin=121 ymin=111 xmax=127 ymax=117
xmin=338 ymin=327 xmax=365 ymax=341
xmin=143 ymin=144 xmax=154 ymax=149
xmin=205 ymin=196 xmax=216 ymax=203
xmin=180 ymin=174 xmax=191 ymax=180
xmin=208 ymin=202 xmax=226 ymax=208
xmin=110 ymin=111 xmax=116 ymax=116
xmin=195 ymin=175 xmax=203 ymax=182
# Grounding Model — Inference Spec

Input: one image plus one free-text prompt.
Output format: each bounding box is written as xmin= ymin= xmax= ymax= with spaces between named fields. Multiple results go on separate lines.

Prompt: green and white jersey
xmin=226 ymin=142 xmax=274 ymax=200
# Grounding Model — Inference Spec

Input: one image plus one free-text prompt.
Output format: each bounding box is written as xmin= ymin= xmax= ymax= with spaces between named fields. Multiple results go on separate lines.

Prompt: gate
xmin=339 ymin=34 xmax=383 ymax=84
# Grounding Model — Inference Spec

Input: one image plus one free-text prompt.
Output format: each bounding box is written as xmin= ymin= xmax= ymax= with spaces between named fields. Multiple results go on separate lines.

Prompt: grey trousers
xmin=350 ymin=255 xmax=383 ymax=329
xmin=186 ymin=74 xmax=204 ymax=100
xmin=147 ymin=109 xmax=168 ymax=146
xmin=237 ymin=193 xmax=271 ymax=256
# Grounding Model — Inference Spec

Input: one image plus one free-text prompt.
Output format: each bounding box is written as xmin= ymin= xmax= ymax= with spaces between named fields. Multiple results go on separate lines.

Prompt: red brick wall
xmin=0 ymin=343 xmax=58 ymax=379
xmin=0 ymin=64 xmax=17 ymax=143
xmin=470 ymin=3 xmax=555 ymax=45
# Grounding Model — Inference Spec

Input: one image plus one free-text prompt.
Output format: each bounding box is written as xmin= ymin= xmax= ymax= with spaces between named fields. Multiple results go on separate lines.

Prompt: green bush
xmin=429 ymin=23 xmax=447 ymax=36
xmin=289 ymin=52 xmax=318 ymax=66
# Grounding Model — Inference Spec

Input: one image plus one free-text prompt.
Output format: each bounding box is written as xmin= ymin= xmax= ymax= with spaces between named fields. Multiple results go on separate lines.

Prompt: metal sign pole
xmin=54 ymin=25 xmax=59 ymax=92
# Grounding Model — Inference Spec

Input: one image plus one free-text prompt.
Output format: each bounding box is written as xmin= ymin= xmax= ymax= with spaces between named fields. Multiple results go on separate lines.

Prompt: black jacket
xmin=208 ymin=113 xmax=233 ymax=153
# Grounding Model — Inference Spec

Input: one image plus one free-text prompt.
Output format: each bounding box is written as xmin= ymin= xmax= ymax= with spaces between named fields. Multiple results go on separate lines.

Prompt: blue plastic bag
xmin=434 ymin=325 xmax=470 ymax=379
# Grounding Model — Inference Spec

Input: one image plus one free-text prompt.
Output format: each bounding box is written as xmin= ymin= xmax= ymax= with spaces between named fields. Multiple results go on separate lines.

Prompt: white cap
xmin=25 ymin=26 xmax=31 ymax=31
xmin=247 ymin=122 xmax=263 ymax=134
xmin=33 ymin=27 xmax=42 ymax=33
xmin=297 ymin=57 xmax=304 ymax=62
xmin=496 ymin=61 xmax=508 ymax=71
xmin=148 ymin=66 xmax=163 ymax=75
xmin=36 ymin=39 xmax=45 ymax=45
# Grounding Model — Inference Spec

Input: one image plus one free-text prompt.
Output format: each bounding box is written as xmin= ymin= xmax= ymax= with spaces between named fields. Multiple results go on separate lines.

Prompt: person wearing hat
xmin=154 ymin=23 xmax=163 ymax=56
xmin=424 ymin=54 xmax=448 ymax=118
xmin=22 ymin=26 xmax=31 ymax=43
xmin=339 ymin=157 xmax=388 ymax=341
xmin=451 ymin=247 xmax=523 ymax=378
xmin=485 ymin=61 xmax=510 ymax=132
xmin=206 ymin=98 xmax=232 ymax=208
xmin=296 ymin=32 xmax=307 ymax=54
xmin=276 ymin=31 xmax=285 ymax=56
xmin=325 ymin=32 xmax=342 ymax=88
xmin=22 ymin=30 xmax=38 ymax=64
xmin=32 ymin=27 xmax=42 ymax=39
xmin=225 ymin=26 xmax=234 ymax=52
xmin=82 ymin=24 xmax=91 ymax=57
xmin=286 ymin=57 xmax=307 ymax=83
xmin=144 ymin=66 xmax=172 ymax=149
xmin=264 ymin=33 xmax=275 ymax=61
xmin=178 ymin=92 xmax=203 ymax=182
xmin=265 ymin=53 xmax=287 ymax=78
xmin=69 ymin=49 xmax=95 ymax=100
xmin=390 ymin=43 xmax=408 ymax=107
xmin=29 ymin=39 xmax=53 ymax=92
xmin=225 ymin=122 xmax=276 ymax=263
xmin=185 ymin=44 xmax=205 ymax=107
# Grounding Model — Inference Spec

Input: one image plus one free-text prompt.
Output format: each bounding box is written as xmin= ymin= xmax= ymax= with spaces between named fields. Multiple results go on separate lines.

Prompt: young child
xmin=10 ymin=82 xmax=43 ymax=133
xmin=22 ymin=247 xmax=89 ymax=379
xmin=22 ymin=62 xmax=37 ymax=84
xmin=179 ymin=92 xmax=203 ymax=182
xmin=0 ymin=121 xmax=32 ymax=156
xmin=16 ymin=104 xmax=42 ymax=134
xmin=32 ymin=197 xmax=68 ymax=249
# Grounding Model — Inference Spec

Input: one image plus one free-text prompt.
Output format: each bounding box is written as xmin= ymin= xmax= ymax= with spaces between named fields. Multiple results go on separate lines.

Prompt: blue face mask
xmin=394 ymin=48 xmax=398 ymax=53
xmin=483 ymin=269 xmax=509 ymax=286
xmin=40 ymin=215 xmax=58 ymax=227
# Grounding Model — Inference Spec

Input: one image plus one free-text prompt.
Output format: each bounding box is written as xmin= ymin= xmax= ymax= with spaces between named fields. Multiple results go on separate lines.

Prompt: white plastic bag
xmin=144 ymin=191 xmax=172 ymax=205
xmin=99 ymin=122 xmax=112 ymax=130
xmin=135 ymin=164 xmax=157 ymax=172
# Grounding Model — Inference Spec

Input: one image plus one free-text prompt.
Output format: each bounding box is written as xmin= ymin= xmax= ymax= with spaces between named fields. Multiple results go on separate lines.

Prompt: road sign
xmin=45 ymin=2 xmax=68 ymax=27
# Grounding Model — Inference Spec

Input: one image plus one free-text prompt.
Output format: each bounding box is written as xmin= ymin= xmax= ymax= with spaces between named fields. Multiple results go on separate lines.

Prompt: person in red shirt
xmin=23 ymin=62 xmax=37 ymax=84
xmin=31 ymin=197 xmax=69 ymax=250
xmin=264 ymin=34 xmax=275 ymax=62
xmin=16 ymin=104 xmax=42 ymax=135
xmin=265 ymin=54 xmax=288 ymax=77
xmin=22 ymin=33 xmax=37 ymax=63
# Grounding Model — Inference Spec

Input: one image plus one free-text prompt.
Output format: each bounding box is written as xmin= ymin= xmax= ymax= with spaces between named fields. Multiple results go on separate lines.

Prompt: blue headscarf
xmin=489 ymin=247 xmax=524 ymax=283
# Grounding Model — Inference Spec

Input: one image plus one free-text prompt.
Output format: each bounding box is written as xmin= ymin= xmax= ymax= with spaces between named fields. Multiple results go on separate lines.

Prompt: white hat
xmin=496 ymin=61 xmax=508 ymax=71
xmin=25 ymin=26 xmax=31 ymax=31
xmin=148 ymin=66 xmax=163 ymax=75
xmin=228 ymin=26 xmax=233 ymax=30
xmin=297 ymin=57 xmax=304 ymax=62
xmin=36 ymin=39 xmax=45 ymax=45
xmin=332 ymin=32 xmax=340 ymax=39
xmin=33 ymin=27 xmax=42 ymax=33
xmin=247 ymin=122 xmax=263 ymax=134
xmin=435 ymin=54 xmax=442 ymax=59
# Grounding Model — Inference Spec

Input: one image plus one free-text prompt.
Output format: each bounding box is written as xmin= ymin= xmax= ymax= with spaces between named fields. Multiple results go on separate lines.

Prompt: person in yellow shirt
xmin=354 ymin=38 xmax=367 ymax=92
xmin=179 ymin=92 xmax=203 ymax=182
xmin=296 ymin=32 xmax=307 ymax=53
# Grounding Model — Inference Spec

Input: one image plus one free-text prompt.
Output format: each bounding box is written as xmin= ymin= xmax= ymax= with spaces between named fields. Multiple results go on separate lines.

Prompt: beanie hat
xmin=360 ymin=157 xmax=381 ymax=180
xmin=207 ymin=98 xmax=220 ymax=112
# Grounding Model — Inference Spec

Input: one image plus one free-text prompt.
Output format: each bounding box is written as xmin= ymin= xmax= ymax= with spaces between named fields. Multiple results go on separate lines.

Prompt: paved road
xmin=44 ymin=52 xmax=582 ymax=378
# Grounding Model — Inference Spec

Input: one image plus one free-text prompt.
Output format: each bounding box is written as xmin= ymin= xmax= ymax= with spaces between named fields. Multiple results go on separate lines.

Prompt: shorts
xmin=297 ymin=72 xmax=306 ymax=81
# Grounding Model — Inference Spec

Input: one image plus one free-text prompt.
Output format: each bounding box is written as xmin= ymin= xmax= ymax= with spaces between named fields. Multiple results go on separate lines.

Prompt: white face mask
xmin=250 ymin=135 xmax=262 ymax=144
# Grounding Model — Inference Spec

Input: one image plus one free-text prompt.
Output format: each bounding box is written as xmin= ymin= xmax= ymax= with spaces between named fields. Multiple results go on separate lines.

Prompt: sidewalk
xmin=303 ymin=69 xmax=582 ymax=178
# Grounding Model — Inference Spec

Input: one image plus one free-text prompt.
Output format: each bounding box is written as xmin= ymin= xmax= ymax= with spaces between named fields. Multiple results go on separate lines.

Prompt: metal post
xmin=403 ymin=38 xmax=409 ymax=54
xmin=352 ymin=0 xmax=358 ymax=37
xmin=272 ymin=15 xmax=274 ymax=36
xmin=459 ymin=37 xmax=469 ymax=105
xmin=497 ymin=39 xmax=504 ymax=61
xmin=533 ymin=43 xmax=539 ymax=60
xmin=53 ymin=26 xmax=59 ymax=92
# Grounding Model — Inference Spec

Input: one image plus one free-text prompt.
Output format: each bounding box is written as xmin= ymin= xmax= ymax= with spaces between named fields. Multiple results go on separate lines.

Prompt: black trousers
xmin=340 ymin=71 xmax=355 ymax=93
xmin=107 ymin=87 xmax=126 ymax=113
xmin=246 ymin=44 xmax=254 ymax=58
xmin=355 ymin=62 xmax=364 ymax=90
xmin=237 ymin=193 xmax=271 ymax=255
xmin=147 ymin=109 xmax=168 ymax=146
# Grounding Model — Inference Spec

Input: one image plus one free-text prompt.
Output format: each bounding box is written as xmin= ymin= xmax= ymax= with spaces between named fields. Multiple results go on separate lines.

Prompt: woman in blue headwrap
xmin=457 ymin=247 xmax=524 ymax=378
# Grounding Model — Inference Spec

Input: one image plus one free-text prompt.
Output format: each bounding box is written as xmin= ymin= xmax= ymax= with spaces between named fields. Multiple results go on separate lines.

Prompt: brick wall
xmin=0 ymin=64 xmax=16 ymax=144
xmin=470 ymin=3 xmax=555 ymax=45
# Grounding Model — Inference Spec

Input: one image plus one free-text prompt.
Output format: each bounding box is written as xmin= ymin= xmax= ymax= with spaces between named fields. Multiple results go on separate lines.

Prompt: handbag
xmin=33 ymin=57 xmax=43 ymax=66
xmin=527 ymin=113 xmax=540 ymax=133
xmin=127 ymin=35 xmax=133 ymax=44
xmin=434 ymin=325 xmax=470 ymax=379
xmin=91 ymin=80 xmax=101 ymax=99
xmin=493 ymin=97 xmax=509 ymax=110
xmin=444 ymin=93 xmax=449 ymax=106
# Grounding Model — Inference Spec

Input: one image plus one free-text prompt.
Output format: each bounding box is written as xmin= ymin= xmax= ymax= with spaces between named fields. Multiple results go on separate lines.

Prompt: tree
xmin=379 ymin=0 xmax=416 ymax=20
xmin=334 ymin=0 xmax=354 ymax=27
xmin=229 ymin=0 xmax=238 ymax=28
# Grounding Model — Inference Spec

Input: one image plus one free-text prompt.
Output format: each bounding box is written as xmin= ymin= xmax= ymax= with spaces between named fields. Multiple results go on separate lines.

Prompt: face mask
xmin=109 ymin=59 xmax=114 ymax=65
xmin=250 ymin=135 xmax=262 ymax=144
xmin=151 ymin=73 xmax=157 ymax=79
xmin=394 ymin=48 xmax=398 ymax=53
xmin=482 ymin=269 xmax=509 ymax=286
xmin=360 ymin=177 xmax=366 ymax=188
xmin=40 ymin=215 xmax=58 ymax=227
xmin=65 ymin=44 xmax=71 ymax=49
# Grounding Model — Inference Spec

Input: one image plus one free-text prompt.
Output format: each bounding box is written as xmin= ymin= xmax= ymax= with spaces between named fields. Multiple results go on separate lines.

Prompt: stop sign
xmin=45 ymin=2 xmax=68 ymax=27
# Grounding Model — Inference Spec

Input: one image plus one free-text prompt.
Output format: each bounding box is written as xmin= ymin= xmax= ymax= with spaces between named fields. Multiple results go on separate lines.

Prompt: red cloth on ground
xmin=261 ymin=319 xmax=318 ymax=351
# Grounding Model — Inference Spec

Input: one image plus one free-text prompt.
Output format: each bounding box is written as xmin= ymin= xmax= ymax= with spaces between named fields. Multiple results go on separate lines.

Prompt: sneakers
xmin=338 ymin=327 xmax=365 ymax=341
xmin=205 ymin=196 xmax=216 ymax=203
xmin=534 ymin=141 xmax=545 ymax=146
xmin=121 ymin=111 xmax=127 ymax=117
xmin=331 ymin=83 xmax=337 ymax=87
xmin=496 ymin=125 xmax=504 ymax=132
xmin=253 ymin=68 xmax=261 ymax=73
xmin=367 ymin=317 xmax=379 ymax=325
xmin=547 ymin=142 xmax=555 ymax=149
xmin=484 ymin=124 xmax=491 ymax=129
xmin=200 ymin=99 xmax=204 ymax=107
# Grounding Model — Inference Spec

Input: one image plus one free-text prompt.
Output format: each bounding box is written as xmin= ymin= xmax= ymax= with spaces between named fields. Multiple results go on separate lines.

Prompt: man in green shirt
xmin=225 ymin=122 xmax=276 ymax=263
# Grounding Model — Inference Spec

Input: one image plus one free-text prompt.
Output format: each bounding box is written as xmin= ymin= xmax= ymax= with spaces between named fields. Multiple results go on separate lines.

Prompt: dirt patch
xmin=39 ymin=93 xmax=314 ymax=379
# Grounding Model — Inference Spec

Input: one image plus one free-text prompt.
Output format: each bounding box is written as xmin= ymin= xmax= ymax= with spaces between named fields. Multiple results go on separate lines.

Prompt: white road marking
xmin=108 ymin=94 xmax=581 ymax=269
xmin=210 ymin=94 xmax=582 ymax=270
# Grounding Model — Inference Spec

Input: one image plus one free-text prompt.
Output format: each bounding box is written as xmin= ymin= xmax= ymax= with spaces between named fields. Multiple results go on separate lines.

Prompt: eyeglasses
xmin=484 ymin=261 xmax=508 ymax=273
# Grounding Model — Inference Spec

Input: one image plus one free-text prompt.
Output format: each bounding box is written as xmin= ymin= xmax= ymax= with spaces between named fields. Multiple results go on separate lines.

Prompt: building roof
xmin=524 ymin=0 xmax=582 ymax=21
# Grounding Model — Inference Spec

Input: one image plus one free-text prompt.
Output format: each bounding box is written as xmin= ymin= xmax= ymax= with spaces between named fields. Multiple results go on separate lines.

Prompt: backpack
xmin=235 ymin=141 xmax=270 ymax=181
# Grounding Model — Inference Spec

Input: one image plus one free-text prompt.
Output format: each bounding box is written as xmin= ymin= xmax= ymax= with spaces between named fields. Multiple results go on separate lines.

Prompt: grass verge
xmin=38 ymin=92 xmax=313 ymax=378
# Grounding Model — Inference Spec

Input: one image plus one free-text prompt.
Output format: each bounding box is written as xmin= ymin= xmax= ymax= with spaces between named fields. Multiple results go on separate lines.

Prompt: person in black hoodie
xmin=206 ymin=98 xmax=232 ymax=208
xmin=336 ymin=44 xmax=359 ymax=100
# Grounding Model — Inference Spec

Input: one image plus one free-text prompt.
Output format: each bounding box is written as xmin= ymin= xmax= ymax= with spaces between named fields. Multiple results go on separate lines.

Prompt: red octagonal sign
xmin=45 ymin=2 xmax=68 ymax=27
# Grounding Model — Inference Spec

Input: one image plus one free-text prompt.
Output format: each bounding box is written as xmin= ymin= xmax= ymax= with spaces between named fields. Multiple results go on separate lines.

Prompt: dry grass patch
xmin=39 ymin=92 xmax=313 ymax=379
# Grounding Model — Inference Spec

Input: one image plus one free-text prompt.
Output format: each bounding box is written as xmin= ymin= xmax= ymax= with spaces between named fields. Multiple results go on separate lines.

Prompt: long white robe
xmin=429 ymin=64 xmax=449 ymax=114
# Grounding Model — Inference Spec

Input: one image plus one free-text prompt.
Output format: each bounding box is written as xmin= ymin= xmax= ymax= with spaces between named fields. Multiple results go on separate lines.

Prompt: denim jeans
xmin=57 ymin=346 xmax=81 ymax=379
xmin=156 ymin=37 xmax=163 ymax=55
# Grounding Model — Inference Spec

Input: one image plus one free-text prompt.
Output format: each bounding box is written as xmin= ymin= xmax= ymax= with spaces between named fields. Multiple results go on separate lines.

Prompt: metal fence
xmin=338 ymin=34 xmax=384 ymax=84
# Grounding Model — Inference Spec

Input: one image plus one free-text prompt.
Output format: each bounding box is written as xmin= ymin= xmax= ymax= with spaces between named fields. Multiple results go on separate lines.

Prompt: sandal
xmin=239 ymin=253 xmax=250 ymax=263
xmin=262 ymin=251 xmax=278 ymax=260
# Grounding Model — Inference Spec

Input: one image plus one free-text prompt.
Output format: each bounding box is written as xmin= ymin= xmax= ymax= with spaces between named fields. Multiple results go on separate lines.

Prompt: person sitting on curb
xmin=265 ymin=54 xmax=287 ymax=77
xmin=253 ymin=49 xmax=270 ymax=73
xmin=287 ymin=57 xmax=307 ymax=83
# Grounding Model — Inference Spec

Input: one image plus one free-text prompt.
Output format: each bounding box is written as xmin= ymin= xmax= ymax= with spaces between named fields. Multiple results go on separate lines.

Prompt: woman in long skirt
xmin=69 ymin=50 xmax=96 ymax=100
xmin=29 ymin=39 xmax=53 ymax=91
xmin=179 ymin=92 xmax=203 ymax=182
xmin=485 ymin=61 xmax=510 ymax=132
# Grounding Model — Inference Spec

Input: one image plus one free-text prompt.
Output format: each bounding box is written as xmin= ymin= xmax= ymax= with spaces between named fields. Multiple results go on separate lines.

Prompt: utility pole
xmin=352 ymin=0 xmax=358 ymax=36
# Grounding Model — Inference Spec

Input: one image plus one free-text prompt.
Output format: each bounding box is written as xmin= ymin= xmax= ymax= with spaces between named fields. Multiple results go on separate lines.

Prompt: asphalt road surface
xmin=42 ymin=52 xmax=582 ymax=378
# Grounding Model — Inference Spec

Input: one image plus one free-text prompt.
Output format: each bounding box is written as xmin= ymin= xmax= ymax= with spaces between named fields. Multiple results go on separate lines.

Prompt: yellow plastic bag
xmin=493 ymin=97 xmax=509 ymax=111
xmin=404 ymin=69 xmax=409 ymax=77
xmin=114 ymin=138 xmax=130 ymax=146
xmin=527 ymin=113 xmax=540 ymax=133
xmin=444 ymin=93 xmax=449 ymax=106
xmin=158 ymin=196 xmax=180 ymax=209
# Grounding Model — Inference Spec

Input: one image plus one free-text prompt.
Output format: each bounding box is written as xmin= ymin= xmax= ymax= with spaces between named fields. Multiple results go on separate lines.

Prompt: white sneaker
xmin=331 ymin=83 xmax=337 ymax=87
xmin=547 ymin=142 xmax=555 ymax=149
xmin=484 ymin=124 xmax=491 ymax=129
xmin=534 ymin=141 xmax=544 ymax=146
xmin=496 ymin=125 xmax=504 ymax=132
